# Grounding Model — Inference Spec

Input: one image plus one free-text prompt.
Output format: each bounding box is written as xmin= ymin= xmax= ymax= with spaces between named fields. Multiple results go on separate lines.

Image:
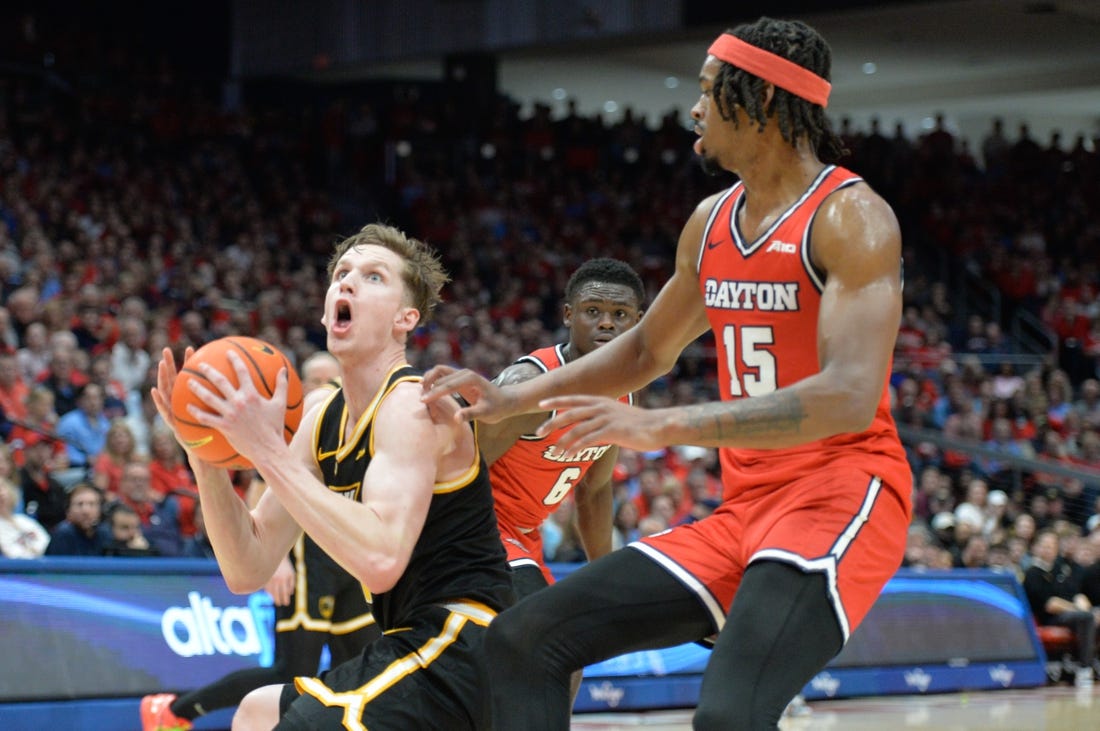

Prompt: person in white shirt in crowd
xmin=0 ymin=473 xmax=50 ymax=558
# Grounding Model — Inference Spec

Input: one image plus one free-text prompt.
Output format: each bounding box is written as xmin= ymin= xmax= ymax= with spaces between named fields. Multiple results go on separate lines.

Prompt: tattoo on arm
xmin=494 ymin=363 xmax=541 ymax=387
xmin=686 ymin=392 xmax=807 ymax=441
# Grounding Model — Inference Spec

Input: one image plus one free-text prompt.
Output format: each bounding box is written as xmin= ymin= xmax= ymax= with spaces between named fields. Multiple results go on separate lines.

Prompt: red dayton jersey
xmin=490 ymin=344 xmax=633 ymax=532
xmin=697 ymin=165 xmax=911 ymax=503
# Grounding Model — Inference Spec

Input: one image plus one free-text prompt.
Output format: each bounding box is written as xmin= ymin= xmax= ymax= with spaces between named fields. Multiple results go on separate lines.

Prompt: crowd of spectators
xmin=1 ymin=12 xmax=1100 ymax=673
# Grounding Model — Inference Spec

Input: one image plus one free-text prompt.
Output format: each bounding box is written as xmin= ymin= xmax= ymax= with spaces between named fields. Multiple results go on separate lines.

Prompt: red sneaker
xmin=140 ymin=693 xmax=193 ymax=731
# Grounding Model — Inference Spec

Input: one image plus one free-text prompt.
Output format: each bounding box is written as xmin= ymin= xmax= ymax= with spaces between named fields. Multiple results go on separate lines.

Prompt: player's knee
xmin=232 ymin=686 xmax=282 ymax=731
xmin=485 ymin=606 xmax=532 ymax=665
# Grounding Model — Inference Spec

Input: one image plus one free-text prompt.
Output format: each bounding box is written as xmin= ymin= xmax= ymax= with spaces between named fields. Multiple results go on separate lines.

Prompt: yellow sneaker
xmin=140 ymin=693 xmax=193 ymax=731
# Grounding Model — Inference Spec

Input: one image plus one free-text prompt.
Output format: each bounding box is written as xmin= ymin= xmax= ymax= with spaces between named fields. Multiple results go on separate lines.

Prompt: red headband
xmin=707 ymin=34 xmax=831 ymax=108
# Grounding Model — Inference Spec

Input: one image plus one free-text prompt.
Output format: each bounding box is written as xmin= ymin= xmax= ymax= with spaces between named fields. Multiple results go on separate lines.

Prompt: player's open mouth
xmin=332 ymin=301 xmax=352 ymax=332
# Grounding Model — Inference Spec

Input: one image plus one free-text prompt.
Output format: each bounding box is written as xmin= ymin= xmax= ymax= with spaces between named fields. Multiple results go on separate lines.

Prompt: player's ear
xmin=562 ymin=303 xmax=573 ymax=328
xmin=761 ymin=82 xmax=775 ymax=111
xmin=394 ymin=306 xmax=420 ymax=333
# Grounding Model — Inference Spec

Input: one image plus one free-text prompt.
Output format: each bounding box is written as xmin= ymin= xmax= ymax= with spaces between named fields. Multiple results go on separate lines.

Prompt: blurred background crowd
xmin=1 ymin=4 xmax=1099 ymax=668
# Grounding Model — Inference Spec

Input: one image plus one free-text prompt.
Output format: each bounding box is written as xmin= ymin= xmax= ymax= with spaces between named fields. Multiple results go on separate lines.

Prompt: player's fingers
xmin=421 ymin=369 xmax=478 ymax=402
xmin=539 ymin=395 xmax=597 ymax=412
xmin=421 ymin=364 xmax=457 ymax=391
xmin=186 ymin=375 xmax=226 ymax=415
xmin=552 ymin=417 xmax=606 ymax=457
xmin=535 ymin=404 xmax=590 ymax=435
xmin=194 ymin=360 xmax=238 ymax=397
xmin=153 ymin=353 xmax=179 ymax=420
xmin=156 ymin=348 xmax=177 ymax=385
xmin=458 ymin=397 xmax=505 ymax=424
xmin=424 ymin=392 xmax=459 ymax=422
xmin=273 ymin=366 xmax=288 ymax=401
xmin=225 ymin=351 xmax=254 ymax=389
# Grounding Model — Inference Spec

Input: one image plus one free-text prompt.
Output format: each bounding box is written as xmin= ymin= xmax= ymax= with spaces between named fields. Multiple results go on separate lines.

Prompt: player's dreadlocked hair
xmin=711 ymin=17 xmax=846 ymax=162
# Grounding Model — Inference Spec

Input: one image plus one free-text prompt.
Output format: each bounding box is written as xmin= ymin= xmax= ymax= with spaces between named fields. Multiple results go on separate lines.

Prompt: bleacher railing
xmin=897 ymin=423 xmax=1100 ymax=492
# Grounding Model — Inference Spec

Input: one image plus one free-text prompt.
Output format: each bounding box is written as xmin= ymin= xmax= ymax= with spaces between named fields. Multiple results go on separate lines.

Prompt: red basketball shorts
xmin=498 ymin=520 xmax=554 ymax=584
xmin=633 ymin=466 xmax=909 ymax=642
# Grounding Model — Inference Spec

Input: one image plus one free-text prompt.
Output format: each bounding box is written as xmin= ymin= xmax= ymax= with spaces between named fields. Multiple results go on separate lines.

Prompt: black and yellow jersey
xmin=312 ymin=364 xmax=514 ymax=630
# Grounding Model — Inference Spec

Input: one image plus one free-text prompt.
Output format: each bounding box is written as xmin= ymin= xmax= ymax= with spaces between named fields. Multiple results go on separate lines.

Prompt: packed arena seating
xmin=1 ymin=8 xmax=1099 ymax=677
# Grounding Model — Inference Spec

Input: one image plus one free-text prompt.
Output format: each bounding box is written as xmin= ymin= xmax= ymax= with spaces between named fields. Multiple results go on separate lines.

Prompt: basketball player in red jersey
xmin=481 ymin=258 xmax=643 ymax=698
xmin=424 ymin=16 xmax=912 ymax=730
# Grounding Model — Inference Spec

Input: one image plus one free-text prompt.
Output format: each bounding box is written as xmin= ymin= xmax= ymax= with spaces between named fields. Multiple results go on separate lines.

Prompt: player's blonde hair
xmin=328 ymin=223 xmax=449 ymax=325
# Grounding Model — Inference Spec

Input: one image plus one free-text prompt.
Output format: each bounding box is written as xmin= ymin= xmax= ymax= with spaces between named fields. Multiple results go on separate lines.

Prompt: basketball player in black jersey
xmin=141 ymin=352 xmax=379 ymax=731
xmin=152 ymin=223 xmax=513 ymax=730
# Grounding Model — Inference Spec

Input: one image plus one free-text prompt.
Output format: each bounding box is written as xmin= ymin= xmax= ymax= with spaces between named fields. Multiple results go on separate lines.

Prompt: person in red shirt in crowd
xmin=92 ymin=418 xmax=139 ymax=499
xmin=909 ymin=324 xmax=953 ymax=375
xmin=992 ymin=254 xmax=1037 ymax=307
xmin=8 ymin=386 xmax=68 ymax=471
xmin=0 ymin=349 xmax=30 ymax=426
xmin=629 ymin=461 xmax=679 ymax=521
xmin=894 ymin=305 xmax=927 ymax=365
xmin=70 ymin=301 xmax=120 ymax=355
xmin=1045 ymin=295 xmax=1090 ymax=346
xmin=106 ymin=458 xmax=183 ymax=557
xmin=1058 ymin=269 xmax=1098 ymax=310
xmin=148 ymin=423 xmax=199 ymax=538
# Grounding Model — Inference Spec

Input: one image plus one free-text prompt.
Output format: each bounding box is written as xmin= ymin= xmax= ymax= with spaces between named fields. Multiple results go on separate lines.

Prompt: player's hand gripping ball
xmin=170 ymin=336 xmax=304 ymax=469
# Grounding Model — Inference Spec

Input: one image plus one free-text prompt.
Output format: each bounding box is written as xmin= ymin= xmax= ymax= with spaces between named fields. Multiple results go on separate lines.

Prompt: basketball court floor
xmin=570 ymin=684 xmax=1100 ymax=730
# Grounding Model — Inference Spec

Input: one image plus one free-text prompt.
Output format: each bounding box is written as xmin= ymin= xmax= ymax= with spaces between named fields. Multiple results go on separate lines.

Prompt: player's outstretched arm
xmin=420 ymin=364 xmax=523 ymax=424
xmin=540 ymin=185 xmax=903 ymax=453
xmin=423 ymin=202 xmax=714 ymax=424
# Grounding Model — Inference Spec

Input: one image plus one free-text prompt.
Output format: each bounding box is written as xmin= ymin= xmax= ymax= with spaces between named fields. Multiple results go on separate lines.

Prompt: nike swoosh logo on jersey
xmin=706 ymin=239 xmax=721 ymax=250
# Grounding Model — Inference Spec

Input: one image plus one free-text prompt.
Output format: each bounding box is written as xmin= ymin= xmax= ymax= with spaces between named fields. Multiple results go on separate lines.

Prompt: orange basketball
xmin=170 ymin=336 xmax=304 ymax=469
